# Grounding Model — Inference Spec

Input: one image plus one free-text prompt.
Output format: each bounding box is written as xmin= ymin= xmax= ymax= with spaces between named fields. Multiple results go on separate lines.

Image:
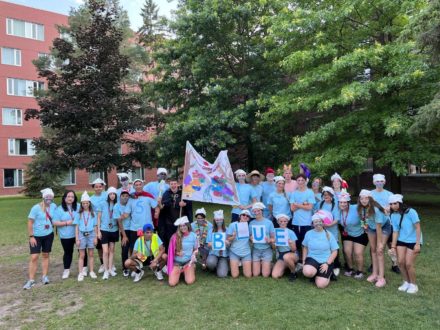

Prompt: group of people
xmin=23 ymin=166 xmax=423 ymax=294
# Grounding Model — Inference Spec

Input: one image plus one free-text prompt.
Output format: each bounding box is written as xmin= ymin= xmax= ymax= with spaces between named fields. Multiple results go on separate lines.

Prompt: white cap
xmin=117 ymin=173 xmax=130 ymax=181
xmin=91 ymin=178 xmax=106 ymax=186
xmin=321 ymin=186 xmax=335 ymax=195
xmin=312 ymin=213 xmax=323 ymax=222
xmin=373 ymin=174 xmax=386 ymax=183
xmin=251 ymin=202 xmax=266 ymax=210
xmin=174 ymin=216 xmax=189 ymax=226
xmin=213 ymin=210 xmax=224 ymax=219
xmin=331 ymin=172 xmax=342 ymax=182
xmin=133 ymin=178 xmax=143 ymax=184
xmin=389 ymin=194 xmax=403 ymax=204
xmin=314 ymin=209 xmax=333 ymax=224
xmin=274 ymin=176 xmax=285 ymax=183
xmin=107 ymin=186 xmax=117 ymax=194
xmin=235 ymin=169 xmax=246 ymax=176
xmin=338 ymin=192 xmax=351 ymax=202
xmin=359 ymin=189 xmax=372 ymax=197
xmin=157 ymin=168 xmax=168 ymax=175
xmin=195 ymin=208 xmax=206 ymax=216
xmin=240 ymin=209 xmax=251 ymax=216
xmin=41 ymin=188 xmax=54 ymax=198
xmin=81 ymin=191 xmax=91 ymax=202
xmin=275 ymin=213 xmax=290 ymax=221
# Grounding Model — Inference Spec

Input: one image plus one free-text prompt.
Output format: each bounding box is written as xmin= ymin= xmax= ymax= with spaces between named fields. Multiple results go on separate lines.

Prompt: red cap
xmin=265 ymin=167 xmax=275 ymax=175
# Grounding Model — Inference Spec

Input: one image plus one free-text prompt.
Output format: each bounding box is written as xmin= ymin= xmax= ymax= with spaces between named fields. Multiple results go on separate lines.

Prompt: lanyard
xmin=67 ymin=207 xmax=74 ymax=221
xmin=82 ymin=211 xmax=90 ymax=228
xmin=45 ymin=208 xmax=52 ymax=223
xmin=340 ymin=209 xmax=348 ymax=228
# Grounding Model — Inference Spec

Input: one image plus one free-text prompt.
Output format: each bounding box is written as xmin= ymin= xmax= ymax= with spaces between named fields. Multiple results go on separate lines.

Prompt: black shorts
xmin=96 ymin=238 xmax=102 ymax=249
xmin=131 ymin=256 xmax=152 ymax=269
xmin=304 ymin=257 xmax=334 ymax=279
xmin=101 ymin=230 xmax=119 ymax=244
xmin=344 ymin=233 xmax=369 ymax=246
xmin=277 ymin=251 xmax=295 ymax=261
xmin=29 ymin=233 xmax=54 ymax=254
xmin=397 ymin=241 xmax=420 ymax=250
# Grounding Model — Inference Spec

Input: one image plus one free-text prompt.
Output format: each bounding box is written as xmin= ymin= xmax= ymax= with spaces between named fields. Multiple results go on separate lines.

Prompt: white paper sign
xmin=275 ymin=228 xmax=288 ymax=247
xmin=212 ymin=232 xmax=226 ymax=251
xmin=252 ymin=225 xmax=266 ymax=244
xmin=236 ymin=222 xmax=249 ymax=240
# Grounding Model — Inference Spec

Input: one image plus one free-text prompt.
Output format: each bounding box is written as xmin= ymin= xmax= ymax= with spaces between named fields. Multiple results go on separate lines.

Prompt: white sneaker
xmin=406 ymin=283 xmax=419 ymax=294
xmin=398 ymin=281 xmax=410 ymax=292
xmin=89 ymin=271 xmax=97 ymax=279
xmin=81 ymin=267 xmax=88 ymax=277
xmin=112 ymin=265 xmax=116 ymax=272
xmin=133 ymin=270 xmax=144 ymax=283
xmin=162 ymin=265 xmax=168 ymax=275
xmin=131 ymin=271 xmax=136 ymax=278
xmin=333 ymin=268 xmax=340 ymax=276
xmin=98 ymin=265 xmax=105 ymax=274
xmin=109 ymin=269 xmax=117 ymax=277
xmin=78 ymin=274 xmax=84 ymax=282
xmin=154 ymin=270 xmax=164 ymax=281
xmin=102 ymin=271 xmax=109 ymax=280
xmin=62 ymin=269 xmax=70 ymax=279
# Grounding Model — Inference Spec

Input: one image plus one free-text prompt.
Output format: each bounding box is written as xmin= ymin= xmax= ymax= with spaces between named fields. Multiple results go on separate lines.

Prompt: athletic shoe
xmin=406 ymin=284 xmax=418 ymax=294
xmin=23 ymin=280 xmax=35 ymax=290
xmin=162 ymin=265 xmax=168 ymax=275
xmin=102 ymin=271 xmax=109 ymax=280
xmin=289 ymin=272 xmax=297 ymax=282
xmin=330 ymin=273 xmax=338 ymax=281
xmin=123 ymin=269 xmax=130 ymax=277
xmin=111 ymin=265 xmax=116 ymax=273
xmin=62 ymin=269 xmax=70 ymax=279
xmin=77 ymin=274 xmax=84 ymax=282
xmin=133 ymin=270 xmax=144 ymax=283
xmin=375 ymin=278 xmax=386 ymax=288
xmin=391 ymin=265 xmax=401 ymax=274
xmin=154 ymin=270 xmax=164 ymax=281
xmin=109 ymin=269 xmax=117 ymax=277
xmin=131 ymin=271 xmax=136 ymax=278
xmin=98 ymin=265 xmax=105 ymax=274
xmin=353 ymin=271 xmax=364 ymax=280
xmin=367 ymin=274 xmax=377 ymax=283
xmin=333 ymin=268 xmax=340 ymax=276
xmin=42 ymin=275 xmax=50 ymax=285
xmin=398 ymin=281 xmax=410 ymax=292
xmin=81 ymin=267 xmax=88 ymax=277
xmin=344 ymin=270 xmax=354 ymax=277
xmin=89 ymin=271 xmax=97 ymax=279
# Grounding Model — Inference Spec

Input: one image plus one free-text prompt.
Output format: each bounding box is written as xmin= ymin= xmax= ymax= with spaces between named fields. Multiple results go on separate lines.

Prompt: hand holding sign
xmin=275 ymin=228 xmax=288 ymax=247
xmin=212 ymin=232 xmax=226 ymax=251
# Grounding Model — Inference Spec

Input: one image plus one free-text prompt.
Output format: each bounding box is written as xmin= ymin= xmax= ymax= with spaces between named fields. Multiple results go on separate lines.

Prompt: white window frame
xmin=7 ymin=78 xmax=44 ymax=97
xmin=3 ymin=169 xmax=24 ymax=188
xmin=89 ymin=171 xmax=105 ymax=184
xmin=130 ymin=167 xmax=145 ymax=181
xmin=6 ymin=18 xmax=44 ymax=41
xmin=2 ymin=108 xmax=22 ymax=126
xmin=61 ymin=168 xmax=76 ymax=186
xmin=1 ymin=47 xmax=21 ymax=66
xmin=8 ymin=138 xmax=35 ymax=156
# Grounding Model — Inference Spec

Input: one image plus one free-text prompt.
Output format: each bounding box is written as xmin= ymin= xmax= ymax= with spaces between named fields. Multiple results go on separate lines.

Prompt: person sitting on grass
xmin=125 ymin=224 xmax=167 ymax=283
xmin=206 ymin=210 xmax=229 ymax=278
xmin=302 ymin=213 xmax=339 ymax=289
xmin=271 ymin=214 xmax=298 ymax=282
xmin=191 ymin=207 xmax=212 ymax=269
xmin=389 ymin=194 xmax=423 ymax=294
xmin=168 ymin=216 xmax=199 ymax=287
xmin=74 ymin=191 xmax=98 ymax=282
xmin=227 ymin=210 xmax=253 ymax=278
xmin=23 ymin=188 xmax=57 ymax=290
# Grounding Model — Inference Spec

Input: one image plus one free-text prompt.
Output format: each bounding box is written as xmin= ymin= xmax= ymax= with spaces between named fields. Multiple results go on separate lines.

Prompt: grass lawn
xmin=0 ymin=197 xmax=439 ymax=329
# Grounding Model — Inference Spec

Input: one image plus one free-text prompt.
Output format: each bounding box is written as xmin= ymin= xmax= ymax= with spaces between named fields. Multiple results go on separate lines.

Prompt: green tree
xmin=261 ymin=0 xmax=440 ymax=179
xmin=138 ymin=0 xmax=166 ymax=47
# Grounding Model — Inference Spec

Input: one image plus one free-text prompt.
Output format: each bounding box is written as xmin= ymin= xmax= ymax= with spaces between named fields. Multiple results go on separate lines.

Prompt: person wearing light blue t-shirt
xmin=261 ymin=168 xmax=276 ymax=217
xmin=302 ymin=215 xmax=339 ymax=289
xmin=206 ymin=210 xmax=229 ymax=278
xmin=23 ymin=188 xmax=57 ymax=290
xmin=114 ymin=190 xmax=134 ymax=276
xmin=268 ymin=176 xmax=292 ymax=226
xmin=389 ymin=194 xmax=422 ymax=294
xmin=143 ymin=167 xmax=170 ymax=200
xmin=271 ymin=214 xmax=298 ymax=281
xmin=125 ymin=180 xmax=159 ymax=232
xmin=311 ymin=177 xmax=323 ymax=211
xmin=90 ymin=178 xmax=108 ymax=273
xmin=227 ymin=209 xmax=252 ymax=278
xmin=53 ymin=190 xmax=79 ymax=280
xmin=248 ymin=170 xmax=264 ymax=217
xmin=231 ymin=169 xmax=254 ymax=222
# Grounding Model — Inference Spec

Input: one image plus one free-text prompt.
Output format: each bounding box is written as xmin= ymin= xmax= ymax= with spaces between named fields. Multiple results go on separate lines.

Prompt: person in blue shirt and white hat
xmin=206 ymin=209 xmax=229 ymax=278
xmin=23 ymin=188 xmax=57 ymax=290
xmin=90 ymin=177 xmax=107 ymax=274
xmin=143 ymin=167 xmax=170 ymax=202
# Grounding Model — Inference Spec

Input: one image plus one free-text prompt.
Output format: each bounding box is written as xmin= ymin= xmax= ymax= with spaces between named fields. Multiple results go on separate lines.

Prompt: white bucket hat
xmin=81 ymin=191 xmax=91 ymax=202
xmin=174 ymin=216 xmax=189 ymax=226
xmin=40 ymin=188 xmax=54 ymax=199
xmin=389 ymin=194 xmax=403 ymax=204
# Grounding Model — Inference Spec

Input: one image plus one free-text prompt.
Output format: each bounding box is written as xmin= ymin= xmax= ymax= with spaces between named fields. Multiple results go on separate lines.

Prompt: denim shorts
xmin=229 ymin=251 xmax=252 ymax=262
xmin=252 ymin=247 xmax=273 ymax=262
xmin=367 ymin=221 xmax=392 ymax=237
xmin=79 ymin=231 xmax=95 ymax=249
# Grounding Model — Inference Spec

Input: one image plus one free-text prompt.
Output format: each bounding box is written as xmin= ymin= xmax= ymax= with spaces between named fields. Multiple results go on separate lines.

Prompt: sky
xmin=2 ymin=0 xmax=177 ymax=30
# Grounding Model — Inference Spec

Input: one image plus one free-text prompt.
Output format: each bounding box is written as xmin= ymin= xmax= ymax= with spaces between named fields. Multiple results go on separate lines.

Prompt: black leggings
xmin=60 ymin=238 xmax=75 ymax=269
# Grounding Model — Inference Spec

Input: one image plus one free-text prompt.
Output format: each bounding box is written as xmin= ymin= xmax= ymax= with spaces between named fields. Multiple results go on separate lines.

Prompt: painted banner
xmin=182 ymin=141 xmax=239 ymax=205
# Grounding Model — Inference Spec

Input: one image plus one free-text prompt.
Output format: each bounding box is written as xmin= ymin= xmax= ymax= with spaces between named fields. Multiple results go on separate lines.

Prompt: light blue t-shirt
xmin=113 ymin=202 xmax=131 ymax=230
xmin=174 ymin=232 xmax=198 ymax=264
xmin=250 ymin=184 xmax=263 ymax=202
xmin=99 ymin=202 xmax=118 ymax=232
xmin=277 ymin=228 xmax=298 ymax=253
xmin=261 ymin=181 xmax=276 ymax=217
xmin=313 ymin=192 xmax=322 ymax=212
xmin=317 ymin=202 xmax=340 ymax=242
xmin=232 ymin=183 xmax=254 ymax=215
xmin=54 ymin=204 xmax=79 ymax=239
xmin=289 ymin=188 xmax=315 ymax=226
xmin=73 ymin=211 xmax=97 ymax=232
xmin=268 ymin=191 xmax=292 ymax=219
xmin=125 ymin=196 xmax=158 ymax=231
xmin=133 ymin=235 xmax=164 ymax=255
xmin=206 ymin=228 xmax=229 ymax=257
xmin=28 ymin=203 xmax=57 ymax=237
xmin=249 ymin=218 xmax=275 ymax=250
xmin=143 ymin=181 xmax=170 ymax=199
xmin=362 ymin=207 xmax=388 ymax=230
xmin=302 ymin=229 xmax=339 ymax=264
xmin=90 ymin=192 xmax=107 ymax=213
xmin=370 ymin=189 xmax=393 ymax=209
xmin=338 ymin=205 xmax=364 ymax=237
xmin=226 ymin=222 xmax=251 ymax=257
xmin=391 ymin=209 xmax=423 ymax=244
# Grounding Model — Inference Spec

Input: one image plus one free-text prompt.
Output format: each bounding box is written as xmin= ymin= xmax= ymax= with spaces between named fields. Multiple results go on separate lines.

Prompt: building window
xmin=8 ymin=138 xmax=35 ymax=156
xmin=61 ymin=168 xmax=76 ymax=185
xmin=89 ymin=171 xmax=105 ymax=184
xmin=130 ymin=167 xmax=144 ymax=181
xmin=4 ymin=169 xmax=23 ymax=187
xmin=364 ymin=157 xmax=374 ymax=172
xmin=7 ymin=78 xmax=44 ymax=97
xmin=2 ymin=108 xmax=22 ymax=125
xmin=1 ymin=48 xmax=21 ymax=66
xmin=6 ymin=18 xmax=44 ymax=41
